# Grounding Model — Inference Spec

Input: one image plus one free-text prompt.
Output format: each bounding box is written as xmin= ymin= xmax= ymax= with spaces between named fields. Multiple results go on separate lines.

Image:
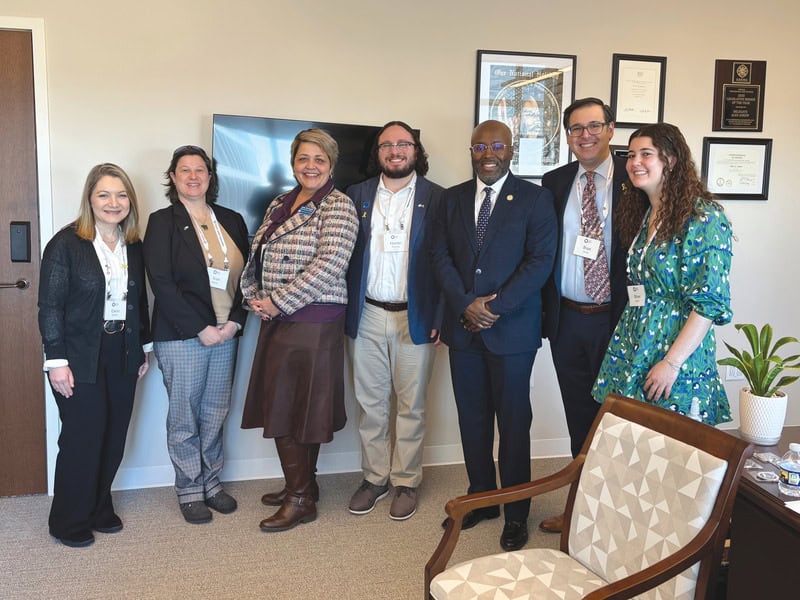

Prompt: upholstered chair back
xmin=568 ymin=412 xmax=728 ymax=599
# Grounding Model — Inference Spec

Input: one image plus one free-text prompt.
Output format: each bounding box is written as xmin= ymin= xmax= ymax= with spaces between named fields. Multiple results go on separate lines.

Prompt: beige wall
xmin=3 ymin=0 xmax=799 ymax=490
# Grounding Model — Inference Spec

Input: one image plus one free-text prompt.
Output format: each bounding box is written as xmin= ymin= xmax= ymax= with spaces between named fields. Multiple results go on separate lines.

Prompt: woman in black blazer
xmin=38 ymin=163 xmax=152 ymax=548
xmin=143 ymin=145 xmax=249 ymax=524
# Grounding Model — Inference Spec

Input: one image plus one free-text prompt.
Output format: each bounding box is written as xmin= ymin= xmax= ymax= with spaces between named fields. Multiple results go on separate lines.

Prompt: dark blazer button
xmin=128 ymin=305 xmax=134 ymax=311
xmin=128 ymin=280 xmax=135 ymax=287
xmin=475 ymin=268 xmax=482 ymax=275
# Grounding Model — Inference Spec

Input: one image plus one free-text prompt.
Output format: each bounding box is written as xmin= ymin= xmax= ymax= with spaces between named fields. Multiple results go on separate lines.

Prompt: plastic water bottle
xmin=688 ymin=398 xmax=703 ymax=422
xmin=778 ymin=443 xmax=800 ymax=497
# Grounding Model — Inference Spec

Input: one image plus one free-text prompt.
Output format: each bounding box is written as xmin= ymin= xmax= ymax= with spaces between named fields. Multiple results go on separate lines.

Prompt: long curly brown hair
xmin=615 ymin=123 xmax=722 ymax=245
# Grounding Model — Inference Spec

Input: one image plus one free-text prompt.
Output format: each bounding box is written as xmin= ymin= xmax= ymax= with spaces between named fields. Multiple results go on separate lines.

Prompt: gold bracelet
xmin=665 ymin=358 xmax=682 ymax=372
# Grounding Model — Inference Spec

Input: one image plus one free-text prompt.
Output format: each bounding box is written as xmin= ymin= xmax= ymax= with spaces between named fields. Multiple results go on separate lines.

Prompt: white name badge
xmin=104 ymin=299 xmax=126 ymax=320
xmin=574 ymin=235 xmax=601 ymax=259
xmin=208 ymin=267 xmax=230 ymax=290
xmin=383 ymin=230 xmax=407 ymax=253
xmin=627 ymin=284 xmax=646 ymax=307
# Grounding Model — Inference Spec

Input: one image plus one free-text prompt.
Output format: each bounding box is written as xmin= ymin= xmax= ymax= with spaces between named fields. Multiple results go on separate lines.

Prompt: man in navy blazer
xmin=345 ymin=121 xmax=443 ymax=521
xmin=539 ymin=98 xmax=628 ymax=534
xmin=431 ymin=120 xmax=556 ymax=551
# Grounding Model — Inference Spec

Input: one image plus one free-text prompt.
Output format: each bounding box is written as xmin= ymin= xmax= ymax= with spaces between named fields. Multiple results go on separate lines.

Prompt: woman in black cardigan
xmin=38 ymin=163 xmax=152 ymax=548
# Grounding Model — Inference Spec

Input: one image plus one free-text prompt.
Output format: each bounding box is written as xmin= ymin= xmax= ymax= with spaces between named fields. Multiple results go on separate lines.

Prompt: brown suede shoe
xmin=538 ymin=512 xmax=564 ymax=533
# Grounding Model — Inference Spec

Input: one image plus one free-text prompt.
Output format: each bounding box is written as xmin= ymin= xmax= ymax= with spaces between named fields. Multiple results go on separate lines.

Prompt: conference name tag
xmin=104 ymin=299 xmax=126 ymax=320
xmin=208 ymin=267 xmax=230 ymax=290
xmin=383 ymin=230 xmax=407 ymax=253
xmin=627 ymin=284 xmax=646 ymax=307
xmin=574 ymin=235 xmax=601 ymax=259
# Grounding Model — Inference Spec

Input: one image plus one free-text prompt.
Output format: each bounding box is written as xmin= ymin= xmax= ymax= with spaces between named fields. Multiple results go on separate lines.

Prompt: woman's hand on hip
xmin=48 ymin=366 xmax=75 ymax=398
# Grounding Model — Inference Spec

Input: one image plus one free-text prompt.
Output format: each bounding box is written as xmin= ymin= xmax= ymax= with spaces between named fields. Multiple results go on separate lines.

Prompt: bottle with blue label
xmin=778 ymin=442 xmax=800 ymax=497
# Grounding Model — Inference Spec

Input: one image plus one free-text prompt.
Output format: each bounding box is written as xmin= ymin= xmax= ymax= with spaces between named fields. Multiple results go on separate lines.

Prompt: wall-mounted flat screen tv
xmin=212 ymin=113 xmax=381 ymax=236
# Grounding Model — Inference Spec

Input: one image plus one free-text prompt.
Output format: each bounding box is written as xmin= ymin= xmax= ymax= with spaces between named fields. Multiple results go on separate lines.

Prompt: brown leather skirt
xmin=241 ymin=317 xmax=346 ymax=443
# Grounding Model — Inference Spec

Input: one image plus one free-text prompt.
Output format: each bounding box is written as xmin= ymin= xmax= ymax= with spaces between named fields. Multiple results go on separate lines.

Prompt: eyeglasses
xmin=377 ymin=141 xmax=416 ymax=152
xmin=469 ymin=142 xmax=509 ymax=154
xmin=566 ymin=122 xmax=608 ymax=137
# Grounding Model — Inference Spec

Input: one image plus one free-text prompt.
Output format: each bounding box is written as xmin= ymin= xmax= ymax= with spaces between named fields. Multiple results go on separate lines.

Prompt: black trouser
xmin=48 ymin=332 xmax=137 ymax=538
xmin=551 ymin=307 xmax=611 ymax=458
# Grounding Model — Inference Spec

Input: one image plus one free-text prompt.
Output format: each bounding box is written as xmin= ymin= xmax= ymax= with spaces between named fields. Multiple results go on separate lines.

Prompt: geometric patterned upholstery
xmin=431 ymin=413 xmax=728 ymax=600
xmin=570 ymin=413 xmax=727 ymax=600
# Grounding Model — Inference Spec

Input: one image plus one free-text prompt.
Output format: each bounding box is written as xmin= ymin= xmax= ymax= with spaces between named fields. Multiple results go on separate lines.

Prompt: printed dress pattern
xmin=592 ymin=200 xmax=733 ymax=425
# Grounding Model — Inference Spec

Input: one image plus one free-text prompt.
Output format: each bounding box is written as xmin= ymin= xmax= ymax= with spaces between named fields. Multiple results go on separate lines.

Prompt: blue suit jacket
xmin=540 ymin=155 xmax=629 ymax=342
xmin=430 ymin=173 xmax=557 ymax=355
xmin=345 ymin=175 xmax=444 ymax=344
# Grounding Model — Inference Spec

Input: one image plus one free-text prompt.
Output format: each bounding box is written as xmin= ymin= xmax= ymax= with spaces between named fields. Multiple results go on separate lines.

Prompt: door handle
xmin=0 ymin=278 xmax=30 ymax=289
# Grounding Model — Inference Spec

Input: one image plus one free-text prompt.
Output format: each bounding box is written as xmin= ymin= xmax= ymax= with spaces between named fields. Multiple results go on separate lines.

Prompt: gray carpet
xmin=0 ymin=458 xmax=570 ymax=599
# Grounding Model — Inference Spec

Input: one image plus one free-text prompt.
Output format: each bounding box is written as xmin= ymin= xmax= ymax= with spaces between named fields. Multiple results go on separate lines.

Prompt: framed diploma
xmin=610 ymin=54 xmax=667 ymax=128
xmin=712 ymin=60 xmax=766 ymax=131
xmin=701 ymin=137 xmax=772 ymax=200
xmin=610 ymin=144 xmax=629 ymax=158
xmin=475 ymin=50 xmax=576 ymax=179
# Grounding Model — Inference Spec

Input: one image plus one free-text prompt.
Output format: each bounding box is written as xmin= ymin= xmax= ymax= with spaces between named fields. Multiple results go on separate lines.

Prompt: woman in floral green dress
xmin=592 ymin=123 xmax=732 ymax=425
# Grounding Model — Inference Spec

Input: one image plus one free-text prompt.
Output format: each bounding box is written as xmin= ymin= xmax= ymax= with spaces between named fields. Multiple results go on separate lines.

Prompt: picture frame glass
xmin=476 ymin=51 xmax=576 ymax=179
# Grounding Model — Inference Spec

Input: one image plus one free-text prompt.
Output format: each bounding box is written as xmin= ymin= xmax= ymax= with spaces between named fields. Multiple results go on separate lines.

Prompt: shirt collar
xmin=477 ymin=172 xmax=509 ymax=198
xmin=378 ymin=172 xmax=417 ymax=195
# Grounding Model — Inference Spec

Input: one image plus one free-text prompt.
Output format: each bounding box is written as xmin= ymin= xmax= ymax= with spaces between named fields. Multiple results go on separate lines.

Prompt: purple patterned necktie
xmin=581 ymin=171 xmax=611 ymax=303
xmin=476 ymin=187 xmax=492 ymax=248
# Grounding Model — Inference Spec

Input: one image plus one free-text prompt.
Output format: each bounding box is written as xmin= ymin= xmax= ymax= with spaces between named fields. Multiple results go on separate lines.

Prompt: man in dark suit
xmin=431 ymin=120 xmax=556 ymax=551
xmin=539 ymin=98 xmax=628 ymax=533
xmin=345 ymin=121 xmax=443 ymax=521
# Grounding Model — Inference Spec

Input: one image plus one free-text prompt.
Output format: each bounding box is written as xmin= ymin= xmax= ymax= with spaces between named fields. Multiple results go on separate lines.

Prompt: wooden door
xmin=0 ymin=28 xmax=47 ymax=495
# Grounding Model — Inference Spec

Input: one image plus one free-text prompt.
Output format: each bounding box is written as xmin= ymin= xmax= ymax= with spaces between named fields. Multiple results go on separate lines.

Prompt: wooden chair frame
xmin=425 ymin=394 xmax=753 ymax=600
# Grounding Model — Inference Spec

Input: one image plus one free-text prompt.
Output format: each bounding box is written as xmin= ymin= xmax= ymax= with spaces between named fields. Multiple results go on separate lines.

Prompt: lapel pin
xmin=506 ymin=194 xmax=513 ymax=201
xmin=183 ymin=225 xmax=189 ymax=230
xmin=362 ymin=211 xmax=367 ymax=218
xmin=417 ymin=203 xmax=425 ymax=208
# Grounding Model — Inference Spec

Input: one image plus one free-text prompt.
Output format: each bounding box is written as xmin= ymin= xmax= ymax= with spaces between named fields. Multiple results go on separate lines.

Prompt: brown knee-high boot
xmin=259 ymin=437 xmax=317 ymax=532
xmin=261 ymin=443 xmax=320 ymax=506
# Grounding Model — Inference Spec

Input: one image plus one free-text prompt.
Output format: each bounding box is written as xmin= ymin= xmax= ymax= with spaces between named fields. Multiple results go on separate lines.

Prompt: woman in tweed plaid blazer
xmin=240 ymin=129 xmax=358 ymax=532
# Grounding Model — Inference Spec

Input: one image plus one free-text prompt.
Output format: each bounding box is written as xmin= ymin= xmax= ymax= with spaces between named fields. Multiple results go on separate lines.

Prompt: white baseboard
xmin=112 ymin=438 xmax=572 ymax=492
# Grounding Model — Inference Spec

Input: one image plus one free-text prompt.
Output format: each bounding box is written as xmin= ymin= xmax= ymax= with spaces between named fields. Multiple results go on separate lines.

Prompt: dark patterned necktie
xmin=476 ymin=187 xmax=492 ymax=248
xmin=581 ymin=171 xmax=611 ymax=303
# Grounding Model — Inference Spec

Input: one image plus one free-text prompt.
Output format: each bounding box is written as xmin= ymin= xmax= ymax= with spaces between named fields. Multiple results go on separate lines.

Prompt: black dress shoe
xmin=94 ymin=513 xmax=123 ymax=534
xmin=57 ymin=530 xmax=95 ymax=548
xmin=500 ymin=520 xmax=529 ymax=551
xmin=441 ymin=507 xmax=501 ymax=530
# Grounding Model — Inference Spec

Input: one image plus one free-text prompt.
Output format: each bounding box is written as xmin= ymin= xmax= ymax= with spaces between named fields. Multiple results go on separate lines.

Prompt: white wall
xmin=4 ymin=0 xmax=799 ymax=491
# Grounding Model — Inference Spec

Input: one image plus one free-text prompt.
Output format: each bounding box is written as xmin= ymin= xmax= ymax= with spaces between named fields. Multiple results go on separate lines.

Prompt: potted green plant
xmin=718 ymin=323 xmax=800 ymax=444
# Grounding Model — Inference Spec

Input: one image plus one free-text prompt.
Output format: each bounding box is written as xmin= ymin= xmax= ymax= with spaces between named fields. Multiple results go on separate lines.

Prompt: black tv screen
xmin=212 ymin=114 xmax=381 ymax=236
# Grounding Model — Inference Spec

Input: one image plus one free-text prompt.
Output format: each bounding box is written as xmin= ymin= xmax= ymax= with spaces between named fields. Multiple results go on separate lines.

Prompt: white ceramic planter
xmin=739 ymin=388 xmax=787 ymax=445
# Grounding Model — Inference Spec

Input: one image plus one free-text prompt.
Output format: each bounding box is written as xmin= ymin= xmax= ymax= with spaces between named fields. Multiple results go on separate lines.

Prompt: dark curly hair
xmin=615 ymin=123 xmax=722 ymax=246
xmin=366 ymin=120 xmax=429 ymax=177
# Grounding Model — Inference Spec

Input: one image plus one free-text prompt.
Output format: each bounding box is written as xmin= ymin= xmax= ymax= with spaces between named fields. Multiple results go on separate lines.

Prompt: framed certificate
xmin=475 ymin=50 xmax=576 ymax=179
xmin=701 ymin=137 xmax=772 ymax=200
xmin=610 ymin=54 xmax=667 ymax=128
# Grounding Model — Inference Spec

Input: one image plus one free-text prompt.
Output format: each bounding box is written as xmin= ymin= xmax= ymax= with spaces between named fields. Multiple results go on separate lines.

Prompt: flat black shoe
xmin=57 ymin=530 xmax=95 ymax=548
xmin=180 ymin=501 xmax=212 ymax=524
xmin=205 ymin=490 xmax=237 ymax=514
xmin=441 ymin=507 xmax=501 ymax=530
xmin=94 ymin=513 xmax=123 ymax=534
xmin=500 ymin=520 xmax=528 ymax=551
